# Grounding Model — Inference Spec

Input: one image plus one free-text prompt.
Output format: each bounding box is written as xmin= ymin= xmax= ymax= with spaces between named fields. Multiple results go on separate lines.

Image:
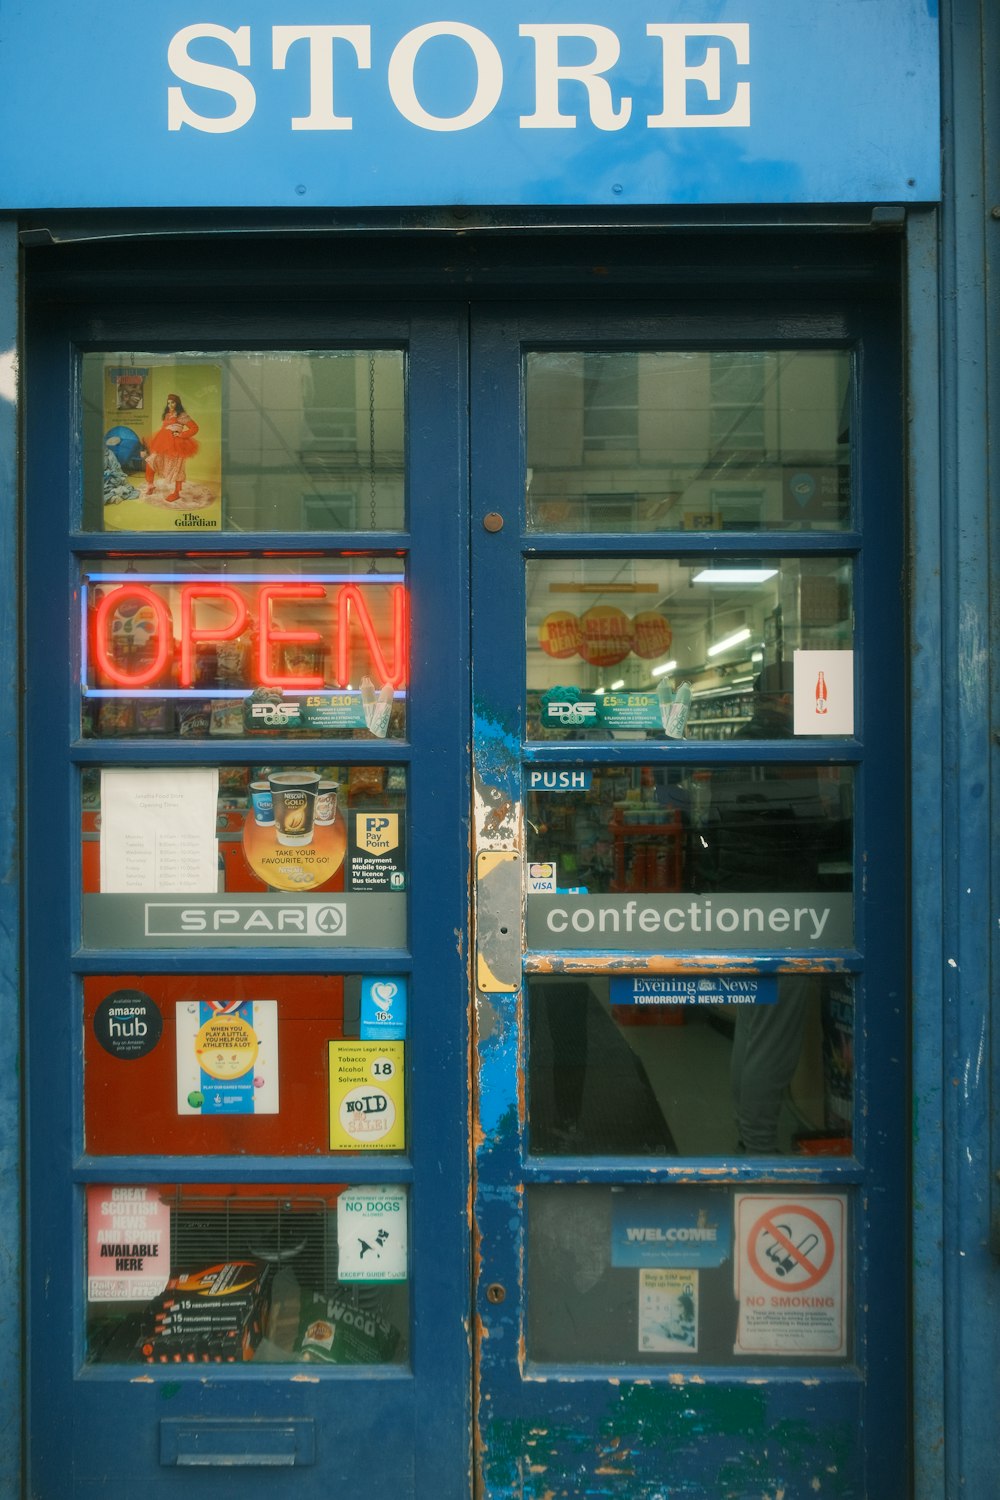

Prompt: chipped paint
xmin=481 ymin=1383 xmax=862 ymax=1498
xmin=473 ymin=699 xmax=527 ymax=1487
xmin=525 ymin=952 xmax=849 ymax=975
xmin=470 ymin=697 xmax=872 ymax=1500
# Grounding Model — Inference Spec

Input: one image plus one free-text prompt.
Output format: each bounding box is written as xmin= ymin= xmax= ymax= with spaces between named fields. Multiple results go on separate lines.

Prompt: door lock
xmin=483 ymin=511 xmax=504 ymax=532
xmin=486 ymin=1283 xmax=506 ymax=1304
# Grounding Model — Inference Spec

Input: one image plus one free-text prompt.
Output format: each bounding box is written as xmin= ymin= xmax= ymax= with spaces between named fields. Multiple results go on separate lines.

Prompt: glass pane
xmin=526 ymin=762 xmax=853 ymax=950
xmin=526 ymin=350 xmax=851 ymax=532
xmin=82 ymin=556 xmax=407 ymax=741
xmin=84 ymin=352 xmax=405 ymax=533
xmin=527 ymin=555 xmax=853 ymax=741
xmin=85 ymin=973 xmax=409 ymax=1156
xmin=81 ymin=763 xmax=407 ymax=950
xmin=527 ymin=1184 xmax=851 ymax=1364
xmin=86 ymin=1184 xmax=409 ymax=1365
xmin=528 ymin=974 xmax=854 ymax=1157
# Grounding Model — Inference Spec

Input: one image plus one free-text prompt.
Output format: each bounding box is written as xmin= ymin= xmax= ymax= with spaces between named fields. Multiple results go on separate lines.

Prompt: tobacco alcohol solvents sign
xmin=0 ymin=2 xmax=939 ymax=209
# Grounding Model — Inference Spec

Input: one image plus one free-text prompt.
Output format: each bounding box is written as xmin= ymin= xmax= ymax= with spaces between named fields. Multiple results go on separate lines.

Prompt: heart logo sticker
xmin=371 ymin=981 xmax=398 ymax=1011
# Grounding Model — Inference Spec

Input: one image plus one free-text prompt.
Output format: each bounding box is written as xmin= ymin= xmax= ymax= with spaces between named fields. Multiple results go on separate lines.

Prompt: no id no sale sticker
xmin=734 ymin=1194 xmax=847 ymax=1356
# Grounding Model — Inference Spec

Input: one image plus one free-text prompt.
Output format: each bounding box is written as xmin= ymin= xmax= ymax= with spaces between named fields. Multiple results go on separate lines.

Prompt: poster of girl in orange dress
xmin=102 ymin=361 xmax=222 ymax=532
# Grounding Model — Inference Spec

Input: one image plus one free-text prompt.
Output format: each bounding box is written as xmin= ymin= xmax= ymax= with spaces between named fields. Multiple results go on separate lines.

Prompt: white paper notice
xmin=734 ymin=1193 xmax=846 ymax=1356
xmin=793 ymin=649 xmax=854 ymax=735
xmin=100 ymin=768 xmax=219 ymax=893
xmin=336 ymin=1185 xmax=408 ymax=1282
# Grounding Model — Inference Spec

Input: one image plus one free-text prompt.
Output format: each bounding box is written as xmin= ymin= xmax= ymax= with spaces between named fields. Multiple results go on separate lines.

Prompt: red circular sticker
xmin=631 ymin=610 xmax=673 ymax=659
xmin=577 ymin=605 xmax=633 ymax=667
xmin=538 ymin=610 xmax=582 ymax=660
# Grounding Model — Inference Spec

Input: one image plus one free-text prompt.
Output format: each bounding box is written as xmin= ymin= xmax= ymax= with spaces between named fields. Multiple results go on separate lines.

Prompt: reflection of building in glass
xmin=526 ymin=349 xmax=850 ymax=533
xmin=83 ymin=352 xmax=407 ymax=533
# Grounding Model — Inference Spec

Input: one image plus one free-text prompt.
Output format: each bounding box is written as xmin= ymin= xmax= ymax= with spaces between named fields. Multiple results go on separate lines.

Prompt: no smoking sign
xmin=735 ymin=1194 xmax=847 ymax=1356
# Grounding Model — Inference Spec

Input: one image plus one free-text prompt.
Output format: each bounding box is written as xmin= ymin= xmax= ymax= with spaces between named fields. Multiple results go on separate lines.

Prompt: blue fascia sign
xmin=0 ymin=3 xmax=939 ymax=209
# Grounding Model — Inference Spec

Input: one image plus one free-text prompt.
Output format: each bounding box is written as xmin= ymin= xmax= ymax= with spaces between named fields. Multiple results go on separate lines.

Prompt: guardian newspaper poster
xmin=101 ymin=361 xmax=222 ymax=531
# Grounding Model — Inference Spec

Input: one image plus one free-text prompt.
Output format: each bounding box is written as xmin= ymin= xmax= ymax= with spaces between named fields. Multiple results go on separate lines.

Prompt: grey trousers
xmin=731 ymin=975 xmax=815 ymax=1152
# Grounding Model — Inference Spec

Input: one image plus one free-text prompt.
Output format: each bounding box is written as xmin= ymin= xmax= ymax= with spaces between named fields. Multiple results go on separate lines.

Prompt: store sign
xmin=612 ymin=1187 xmax=732 ymax=1269
xmin=83 ymin=892 xmax=406 ymax=949
xmin=85 ymin=574 xmax=407 ymax=694
xmin=0 ymin=3 xmax=939 ymax=208
xmin=610 ymin=975 xmax=778 ymax=1006
xmin=527 ymin=892 xmax=853 ymax=950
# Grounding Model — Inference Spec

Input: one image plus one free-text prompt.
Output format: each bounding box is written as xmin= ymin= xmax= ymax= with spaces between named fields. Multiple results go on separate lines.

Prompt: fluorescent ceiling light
xmin=692 ymin=567 xmax=778 ymax=584
xmin=707 ymin=626 xmax=752 ymax=657
xmin=609 ymin=679 xmax=625 ymax=691
xmin=651 ymin=660 xmax=678 ymax=678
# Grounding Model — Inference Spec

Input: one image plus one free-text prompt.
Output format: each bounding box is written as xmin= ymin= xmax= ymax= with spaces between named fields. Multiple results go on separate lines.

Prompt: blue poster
xmin=360 ymin=977 xmax=408 ymax=1040
xmin=612 ymin=1187 xmax=732 ymax=1269
xmin=610 ymin=975 xmax=778 ymax=1006
xmin=176 ymin=998 xmax=279 ymax=1115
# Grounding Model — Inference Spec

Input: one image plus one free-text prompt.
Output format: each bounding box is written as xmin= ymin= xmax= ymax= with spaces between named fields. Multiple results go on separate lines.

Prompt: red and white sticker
xmin=87 ymin=1185 xmax=171 ymax=1303
xmin=734 ymin=1194 xmax=846 ymax=1355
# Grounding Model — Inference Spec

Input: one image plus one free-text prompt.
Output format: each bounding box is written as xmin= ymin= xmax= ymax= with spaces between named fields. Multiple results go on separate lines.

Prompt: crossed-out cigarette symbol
xmin=763 ymin=1224 xmax=820 ymax=1278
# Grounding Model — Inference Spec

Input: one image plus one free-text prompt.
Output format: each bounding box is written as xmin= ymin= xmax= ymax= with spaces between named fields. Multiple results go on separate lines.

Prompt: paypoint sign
xmin=0 ymin=3 xmax=939 ymax=208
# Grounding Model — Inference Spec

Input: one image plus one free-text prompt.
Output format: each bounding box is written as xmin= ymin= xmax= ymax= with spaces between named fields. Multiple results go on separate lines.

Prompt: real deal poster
xmin=101 ymin=361 xmax=222 ymax=531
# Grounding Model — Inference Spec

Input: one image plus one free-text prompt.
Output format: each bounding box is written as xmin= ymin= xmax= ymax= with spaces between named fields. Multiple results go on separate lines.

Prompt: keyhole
xmin=486 ymin=1283 xmax=506 ymax=1304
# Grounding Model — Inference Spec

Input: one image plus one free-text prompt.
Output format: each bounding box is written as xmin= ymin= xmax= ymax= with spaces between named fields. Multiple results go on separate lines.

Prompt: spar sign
xmin=734 ymin=1194 xmax=846 ymax=1356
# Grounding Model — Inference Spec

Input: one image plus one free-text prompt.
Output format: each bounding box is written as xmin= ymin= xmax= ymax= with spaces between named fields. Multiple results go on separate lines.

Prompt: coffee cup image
xmin=250 ymin=781 xmax=274 ymax=825
xmin=268 ymin=770 xmax=320 ymax=846
xmin=315 ymin=780 xmax=339 ymax=825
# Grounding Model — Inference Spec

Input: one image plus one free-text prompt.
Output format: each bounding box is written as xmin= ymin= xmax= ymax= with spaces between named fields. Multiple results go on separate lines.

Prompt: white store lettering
xmin=167 ymin=21 xmax=751 ymax=135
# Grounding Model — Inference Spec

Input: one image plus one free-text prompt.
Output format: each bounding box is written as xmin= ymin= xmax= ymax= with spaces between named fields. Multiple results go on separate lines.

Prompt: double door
xmin=25 ymin=290 xmax=906 ymax=1497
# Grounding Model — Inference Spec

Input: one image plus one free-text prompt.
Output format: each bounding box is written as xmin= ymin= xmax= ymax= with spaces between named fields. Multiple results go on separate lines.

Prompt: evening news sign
xmin=0 ymin=4 xmax=939 ymax=207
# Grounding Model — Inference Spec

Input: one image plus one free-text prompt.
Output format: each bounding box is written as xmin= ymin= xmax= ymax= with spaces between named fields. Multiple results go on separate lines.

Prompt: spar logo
xmin=545 ymin=700 xmax=598 ymax=725
xmin=145 ymin=901 xmax=347 ymax=937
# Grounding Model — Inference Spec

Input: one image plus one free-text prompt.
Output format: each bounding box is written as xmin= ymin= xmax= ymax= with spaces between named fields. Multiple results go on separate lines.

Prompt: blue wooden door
xmin=23 ymin=286 xmax=905 ymax=1498
xmin=24 ymin=305 xmax=473 ymax=1497
xmin=470 ymin=302 xmax=907 ymax=1499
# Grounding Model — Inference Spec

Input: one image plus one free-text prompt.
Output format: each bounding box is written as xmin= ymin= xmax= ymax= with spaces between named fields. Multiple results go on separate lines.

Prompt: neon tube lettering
xmin=93 ymin=587 xmax=172 ymax=689
xmin=336 ymin=584 xmax=407 ymax=689
xmin=256 ymin=583 xmax=326 ymax=689
xmin=179 ymin=584 xmax=249 ymax=688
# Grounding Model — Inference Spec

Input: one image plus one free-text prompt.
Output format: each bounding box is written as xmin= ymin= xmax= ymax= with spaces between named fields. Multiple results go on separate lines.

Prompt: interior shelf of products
xmin=685 ymin=689 xmax=754 ymax=740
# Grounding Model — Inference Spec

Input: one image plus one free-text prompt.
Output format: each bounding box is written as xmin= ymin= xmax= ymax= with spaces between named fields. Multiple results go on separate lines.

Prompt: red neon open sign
xmin=88 ymin=577 xmax=408 ymax=692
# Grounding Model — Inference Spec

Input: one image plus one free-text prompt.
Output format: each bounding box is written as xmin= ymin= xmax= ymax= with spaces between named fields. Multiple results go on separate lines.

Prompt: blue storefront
xmin=0 ymin=3 xmax=994 ymax=1496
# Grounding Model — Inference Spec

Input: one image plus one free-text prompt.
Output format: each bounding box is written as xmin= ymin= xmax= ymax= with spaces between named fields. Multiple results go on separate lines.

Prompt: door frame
xmin=469 ymin=296 xmax=907 ymax=1498
xmin=21 ymin=298 xmax=473 ymax=1497
xmin=3 ymin=220 xmax=959 ymax=1495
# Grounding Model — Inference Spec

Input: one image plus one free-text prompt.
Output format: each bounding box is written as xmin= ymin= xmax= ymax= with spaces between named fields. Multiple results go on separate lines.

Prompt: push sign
xmin=526 ymin=769 xmax=592 ymax=791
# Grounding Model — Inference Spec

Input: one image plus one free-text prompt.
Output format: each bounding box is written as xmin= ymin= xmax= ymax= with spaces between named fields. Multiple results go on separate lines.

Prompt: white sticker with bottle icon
xmin=793 ymin=650 xmax=854 ymax=736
